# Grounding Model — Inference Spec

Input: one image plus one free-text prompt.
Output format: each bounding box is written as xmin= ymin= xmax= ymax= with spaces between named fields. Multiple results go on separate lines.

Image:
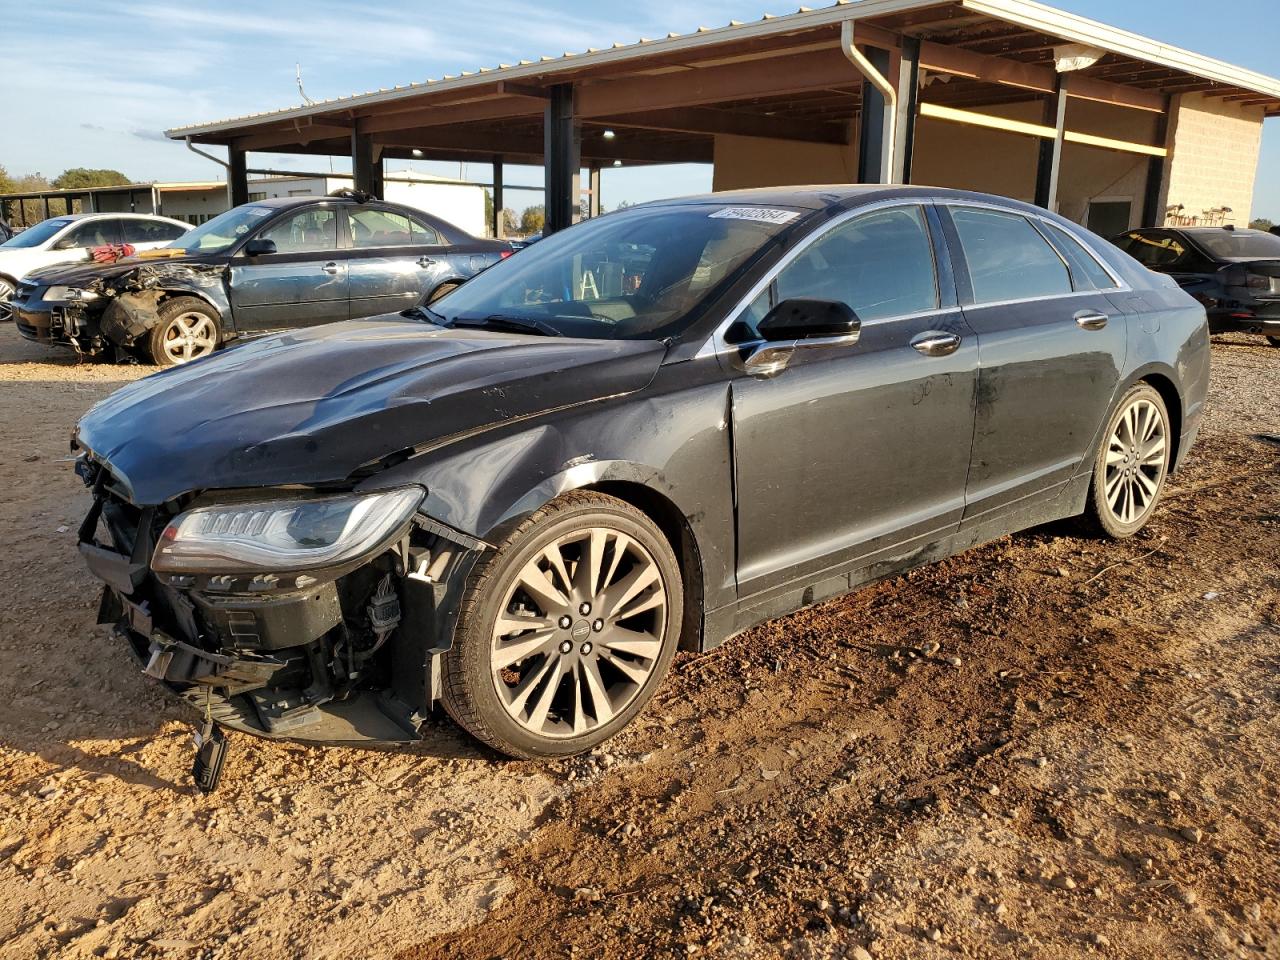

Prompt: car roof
xmin=636 ymin=184 xmax=1057 ymax=216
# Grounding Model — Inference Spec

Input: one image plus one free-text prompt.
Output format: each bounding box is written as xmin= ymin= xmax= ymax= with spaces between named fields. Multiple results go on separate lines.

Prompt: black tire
xmin=427 ymin=281 xmax=462 ymax=305
xmin=1267 ymin=336 xmax=1280 ymax=348
xmin=441 ymin=491 xmax=683 ymax=759
xmin=1082 ymin=382 xmax=1172 ymax=539
xmin=145 ymin=297 xmax=221 ymax=367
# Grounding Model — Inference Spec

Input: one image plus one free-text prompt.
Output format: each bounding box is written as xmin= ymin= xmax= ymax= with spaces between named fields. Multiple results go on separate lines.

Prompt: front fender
xmin=358 ymin=359 xmax=738 ymax=612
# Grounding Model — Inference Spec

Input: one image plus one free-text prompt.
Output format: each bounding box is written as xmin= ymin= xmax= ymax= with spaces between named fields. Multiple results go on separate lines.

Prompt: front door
xmin=345 ymin=206 xmax=450 ymax=318
xmin=227 ymin=205 xmax=348 ymax=333
xmin=730 ymin=204 xmax=978 ymax=597
xmin=941 ymin=205 xmax=1128 ymax=523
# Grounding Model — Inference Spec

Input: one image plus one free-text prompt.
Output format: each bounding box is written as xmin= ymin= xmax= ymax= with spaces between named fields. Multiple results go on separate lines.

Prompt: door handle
xmin=322 ymin=262 xmax=340 ymax=275
xmin=417 ymin=256 xmax=437 ymax=268
xmin=911 ymin=331 xmax=961 ymax=357
xmin=1075 ymin=309 xmax=1109 ymax=331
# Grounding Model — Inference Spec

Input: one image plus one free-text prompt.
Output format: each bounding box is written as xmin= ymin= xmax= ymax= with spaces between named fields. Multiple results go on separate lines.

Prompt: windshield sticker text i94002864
xmin=709 ymin=208 xmax=801 ymax=225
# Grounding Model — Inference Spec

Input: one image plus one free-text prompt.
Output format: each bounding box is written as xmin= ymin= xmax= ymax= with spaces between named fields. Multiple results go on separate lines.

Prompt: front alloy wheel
xmin=1086 ymin=383 xmax=1171 ymax=538
xmin=147 ymin=296 xmax=220 ymax=367
xmin=0 ymin=278 xmax=15 ymax=323
xmin=442 ymin=492 xmax=682 ymax=758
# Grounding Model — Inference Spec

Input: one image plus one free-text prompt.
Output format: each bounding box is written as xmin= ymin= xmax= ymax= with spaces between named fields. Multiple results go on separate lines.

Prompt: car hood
xmin=24 ymin=252 xmax=213 ymax=286
xmin=76 ymin=316 xmax=668 ymax=505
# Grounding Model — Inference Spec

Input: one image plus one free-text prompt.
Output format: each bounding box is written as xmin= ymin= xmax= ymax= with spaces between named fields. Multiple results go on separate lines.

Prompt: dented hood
xmin=25 ymin=252 xmax=219 ymax=287
xmin=76 ymin=316 xmax=667 ymax=505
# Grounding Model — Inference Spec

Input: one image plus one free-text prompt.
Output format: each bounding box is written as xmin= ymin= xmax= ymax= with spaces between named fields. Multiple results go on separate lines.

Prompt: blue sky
xmin=3 ymin=0 xmax=1277 ymax=218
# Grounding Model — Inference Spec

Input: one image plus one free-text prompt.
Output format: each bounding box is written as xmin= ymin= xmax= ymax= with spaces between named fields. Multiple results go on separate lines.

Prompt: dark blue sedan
xmin=13 ymin=193 xmax=511 ymax=365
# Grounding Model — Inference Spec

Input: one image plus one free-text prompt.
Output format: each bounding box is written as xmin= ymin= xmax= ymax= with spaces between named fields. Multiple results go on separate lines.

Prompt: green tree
xmin=51 ymin=168 xmax=130 ymax=189
xmin=0 ymin=164 xmax=15 ymax=195
xmin=483 ymin=189 xmax=494 ymax=234
xmin=1250 ymin=218 xmax=1274 ymax=232
xmin=520 ymin=204 xmax=546 ymax=236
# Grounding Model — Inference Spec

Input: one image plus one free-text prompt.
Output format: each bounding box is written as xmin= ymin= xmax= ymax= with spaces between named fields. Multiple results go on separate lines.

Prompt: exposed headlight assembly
xmin=43 ymin=286 xmax=99 ymax=303
xmin=152 ymin=487 xmax=424 ymax=574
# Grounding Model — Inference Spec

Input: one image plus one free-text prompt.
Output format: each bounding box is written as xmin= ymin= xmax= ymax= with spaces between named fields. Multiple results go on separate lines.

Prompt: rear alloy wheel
xmin=442 ymin=492 xmax=682 ymax=759
xmin=1085 ymin=383 xmax=1171 ymax=539
xmin=0 ymin=278 xmax=15 ymax=323
xmin=147 ymin=297 xmax=220 ymax=367
xmin=427 ymin=281 xmax=462 ymax=305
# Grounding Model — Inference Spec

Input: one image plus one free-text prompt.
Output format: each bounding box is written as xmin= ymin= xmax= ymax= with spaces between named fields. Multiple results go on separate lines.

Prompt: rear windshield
xmin=429 ymin=204 xmax=799 ymax=341
xmin=1192 ymin=230 xmax=1280 ymax=259
xmin=1 ymin=218 xmax=73 ymax=248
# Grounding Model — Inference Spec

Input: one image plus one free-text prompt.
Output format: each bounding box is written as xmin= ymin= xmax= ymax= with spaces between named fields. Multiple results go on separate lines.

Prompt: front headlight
xmin=152 ymin=487 xmax=424 ymax=574
xmin=43 ymin=286 xmax=99 ymax=303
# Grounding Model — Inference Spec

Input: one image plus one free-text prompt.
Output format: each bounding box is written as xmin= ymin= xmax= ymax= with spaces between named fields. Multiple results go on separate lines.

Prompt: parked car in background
xmin=1113 ymin=226 xmax=1280 ymax=347
xmin=13 ymin=193 xmax=511 ymax=365
xmin=70 ymin=186 xmax=1208 ymax=777
xmin=0 ymin=212 xmax=190 ymax=323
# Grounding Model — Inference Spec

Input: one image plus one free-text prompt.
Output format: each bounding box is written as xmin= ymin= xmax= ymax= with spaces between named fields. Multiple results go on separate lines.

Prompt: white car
xmin=0 ymin=213 xmax=191 ymax=321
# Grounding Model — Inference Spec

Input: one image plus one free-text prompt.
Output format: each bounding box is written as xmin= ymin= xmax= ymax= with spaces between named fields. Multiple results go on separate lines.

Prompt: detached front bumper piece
xmin=78 ymin=456 xmax=485 ymax=747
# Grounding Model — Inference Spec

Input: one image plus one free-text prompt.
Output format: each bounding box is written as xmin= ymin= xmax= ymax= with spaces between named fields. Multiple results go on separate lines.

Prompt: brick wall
xmin=1161 ymin=93 xmax=1266 ymax=227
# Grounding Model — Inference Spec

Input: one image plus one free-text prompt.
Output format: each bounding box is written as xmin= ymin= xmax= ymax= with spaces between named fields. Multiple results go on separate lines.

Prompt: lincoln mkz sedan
xmin=71 ymin=186 xmax=1209 ymax=779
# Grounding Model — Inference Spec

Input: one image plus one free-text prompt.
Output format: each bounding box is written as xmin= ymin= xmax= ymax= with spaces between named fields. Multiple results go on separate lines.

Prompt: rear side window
xmin=1042 ymin=222 xmax=1118 ymax=290
xmin=774 ymin=205 xmax=939 ymax=322
xmin=1117 ymin=231 xmax=1187 ymax=269
xmin=123 ymin=219 xmax=187 ymax=244
xmin=349 ymin=208 xmax=439 ymax=247
xmin=951 ymin=207 xmax=1072 ymax=304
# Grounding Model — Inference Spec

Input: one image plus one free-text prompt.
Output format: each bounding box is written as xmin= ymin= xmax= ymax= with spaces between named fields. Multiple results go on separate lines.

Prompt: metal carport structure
xmin=166 ymin=0 xmax=1280 ymax=236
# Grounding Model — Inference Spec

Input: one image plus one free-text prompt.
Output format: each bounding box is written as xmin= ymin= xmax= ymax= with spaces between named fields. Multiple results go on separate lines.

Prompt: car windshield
xmin=1193 ymin=230 xmax=1280 ymax=259
xmin=165 ymin=205 xmax=275 ymax=255
xmin=1 ymin=218 xmax=73 ymax=249
xmin=429 ymin=203 xmax=801 ymax=340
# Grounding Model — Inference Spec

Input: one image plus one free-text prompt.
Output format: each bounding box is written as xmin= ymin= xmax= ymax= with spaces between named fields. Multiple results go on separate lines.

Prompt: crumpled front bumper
xmin=76 ymin=459 xmax=486 ymax=746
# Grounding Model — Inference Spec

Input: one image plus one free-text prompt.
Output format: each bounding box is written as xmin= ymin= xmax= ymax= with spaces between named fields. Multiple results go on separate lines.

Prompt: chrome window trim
xmin=933 ymin=198 xmax=1129 ymax=292
xmin=696 ymin=198 xmax=945 ymax=359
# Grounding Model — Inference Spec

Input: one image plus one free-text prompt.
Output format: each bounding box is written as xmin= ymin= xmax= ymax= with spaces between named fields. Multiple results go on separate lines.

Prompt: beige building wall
xmin=1160 ymin=92 xmax=1266 ymax=227
xmin=711 ymin=132 xmax=859 ymax=191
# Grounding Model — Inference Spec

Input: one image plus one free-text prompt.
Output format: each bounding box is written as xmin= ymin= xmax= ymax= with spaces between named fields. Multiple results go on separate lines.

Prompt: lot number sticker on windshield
xmin=709 ymin=207 xmax=801 ymax=225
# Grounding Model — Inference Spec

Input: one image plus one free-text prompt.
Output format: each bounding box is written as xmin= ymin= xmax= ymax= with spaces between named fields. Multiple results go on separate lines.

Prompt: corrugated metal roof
xmin=165 ymin=0 xmax=1280 ymax=139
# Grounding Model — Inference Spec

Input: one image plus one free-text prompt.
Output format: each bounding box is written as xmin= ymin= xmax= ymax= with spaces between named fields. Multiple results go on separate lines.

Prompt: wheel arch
xmin=1124 ymin=365 xmax=1185 ymax=471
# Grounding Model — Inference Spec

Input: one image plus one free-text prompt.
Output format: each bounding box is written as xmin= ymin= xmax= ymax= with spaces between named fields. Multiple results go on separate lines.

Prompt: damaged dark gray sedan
xmin=72 ymin=186 xmax=1209 ymax=783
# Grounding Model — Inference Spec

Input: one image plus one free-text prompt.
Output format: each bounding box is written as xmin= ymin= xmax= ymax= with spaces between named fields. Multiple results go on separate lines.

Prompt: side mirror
xmin=242 ymin=238 xmax=277 ymax=257
xmin=744 ymin=299 xmax=861 ymax=378
xmin=758 ymin=298 xmax=860 ymax=341
xmin=53 ymin=237 xmax=80 ymax=251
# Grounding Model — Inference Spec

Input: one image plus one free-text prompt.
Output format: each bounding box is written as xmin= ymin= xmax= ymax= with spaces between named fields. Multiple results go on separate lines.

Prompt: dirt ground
xmin=0 ymin=323 xmax=1276 ymax=960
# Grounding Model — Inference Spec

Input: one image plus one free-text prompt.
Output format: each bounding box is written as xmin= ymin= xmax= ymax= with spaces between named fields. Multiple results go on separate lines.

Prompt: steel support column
xmin=492 ymin=157 xmax=504 ymax=238
xmin=1142 ymin=100 xmax=1173 ymax=227
xmin=227 ymin=147 xmax=249 ymax=207
xmin=588 ymin=164 xmax=601 ymax=218
xmin=42 ymin=196 xmax=50 ymax=221
xmin=544 ymin=84 xmax=581 ymax=235
xmin=1034 ymin=75 xmax=1069 ymax=212
xmin=893 ymin=37 xmax=921 ymax=185
xmin=352 ymin=132 xmax=383 ymax=198
xmin=857 ymin=46 xmax=893 ymax=184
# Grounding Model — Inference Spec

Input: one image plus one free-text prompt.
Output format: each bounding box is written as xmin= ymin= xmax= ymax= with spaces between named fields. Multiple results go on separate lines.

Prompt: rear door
xmin=941 ymin=204 xmax=1128 ymax=524
xmin=730 ymin=203 xmax=978 ymax=597
xmin=345 ymin=205 xmax=451 ymax=317
xmin=227 ymin=204 xmax=348 ymax=333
